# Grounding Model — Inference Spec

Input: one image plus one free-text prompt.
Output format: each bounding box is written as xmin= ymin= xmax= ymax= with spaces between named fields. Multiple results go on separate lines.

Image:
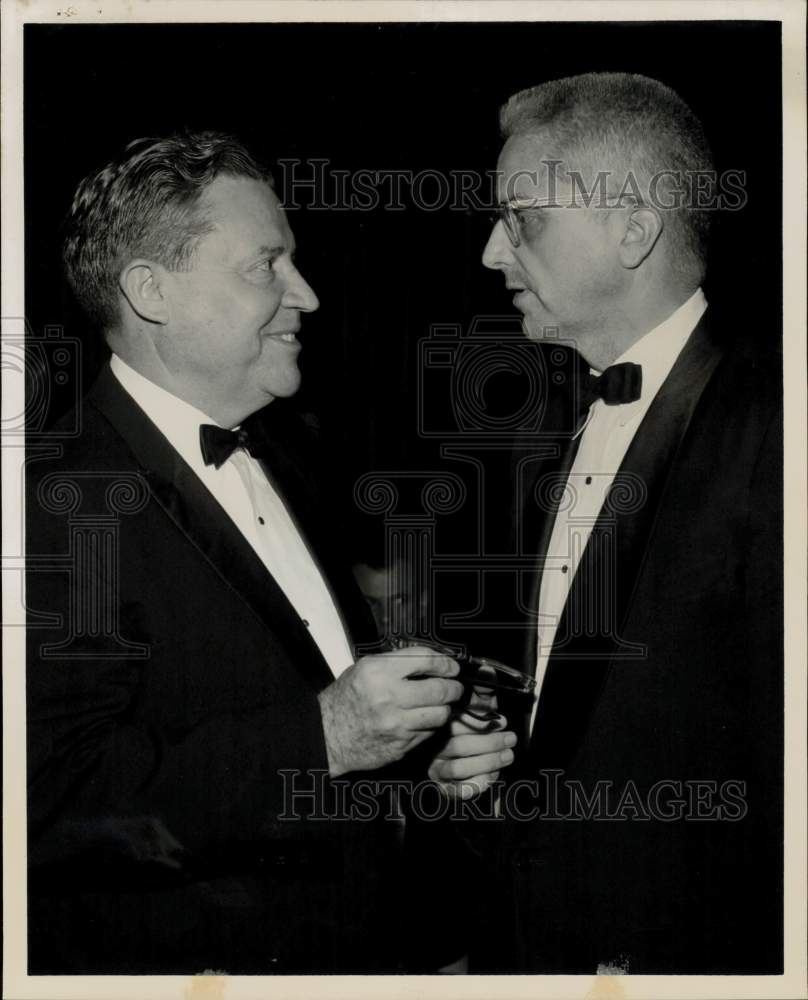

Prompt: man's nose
xmin=482 ymin=219 xmax=513 ymax=271
xmin=283 ymin=266 xmax=320 ymax=313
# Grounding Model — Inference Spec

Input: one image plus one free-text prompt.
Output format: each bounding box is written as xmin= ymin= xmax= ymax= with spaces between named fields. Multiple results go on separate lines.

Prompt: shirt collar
xmin=109 ymin=353 xmax=223 ymax=475
xmin=592 ymin=287 xmax=708 ymax=426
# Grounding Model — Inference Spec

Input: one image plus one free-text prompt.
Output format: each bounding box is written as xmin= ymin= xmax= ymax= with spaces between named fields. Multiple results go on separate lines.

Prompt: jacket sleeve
xmin=26 ymin=490 xmax=332 ymax=879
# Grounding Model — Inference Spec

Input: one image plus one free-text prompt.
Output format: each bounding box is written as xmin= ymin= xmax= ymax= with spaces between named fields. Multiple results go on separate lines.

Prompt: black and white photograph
xmin=2 ymin=1 xmax=806 ymax=997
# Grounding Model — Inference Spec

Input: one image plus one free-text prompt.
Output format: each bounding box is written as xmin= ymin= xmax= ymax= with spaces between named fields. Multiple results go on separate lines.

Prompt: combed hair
xmin=500 ymin=73 xmax=714 ymax=285
xmin=62 ymin=130 xmax=273 ymax=330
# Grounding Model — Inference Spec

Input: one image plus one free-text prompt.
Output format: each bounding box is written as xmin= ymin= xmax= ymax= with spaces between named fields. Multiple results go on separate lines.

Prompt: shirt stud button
xmin=562 ymin=565 xmax=568 ymax=574
xmin=585 ymin=476 xmax=592 ymax=485
xmin=302 ymin=619 xmax=310 ymax=628
xmin=257 ymin=516 xmax=265 ymax=525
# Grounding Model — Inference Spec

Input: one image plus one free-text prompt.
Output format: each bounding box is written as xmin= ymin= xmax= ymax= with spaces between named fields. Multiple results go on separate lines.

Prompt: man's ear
xmin=618 ymin=206 xmax=664 ymax=269
xmin=118 ymin=259 xmax=170 ymax=324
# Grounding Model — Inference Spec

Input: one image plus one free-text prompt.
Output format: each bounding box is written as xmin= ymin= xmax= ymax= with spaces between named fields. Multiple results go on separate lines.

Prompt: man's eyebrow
xmin=237 ymin=244 xmax=290 ymax=268
xmin=498 ymin=197 xmax=551 ymax=209
xmin=253 ymin=244 xmax=286 ymax=258
xmin=255 ymin=243 xmax=297 ymax=260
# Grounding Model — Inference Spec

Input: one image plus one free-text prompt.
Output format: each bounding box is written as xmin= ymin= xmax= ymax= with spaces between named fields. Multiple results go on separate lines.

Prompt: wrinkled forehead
xmin=495 ymin=131 xmax=577 ymax=204
xmin=198 ymin=174 xmax=294 ymax=252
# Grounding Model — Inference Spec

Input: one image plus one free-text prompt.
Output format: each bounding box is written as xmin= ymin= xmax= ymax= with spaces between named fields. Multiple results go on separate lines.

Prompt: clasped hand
xmin=427 ymin=691 xmax=516 ymax=800
xmin=319 ymin=647 xmax=516 ymax=795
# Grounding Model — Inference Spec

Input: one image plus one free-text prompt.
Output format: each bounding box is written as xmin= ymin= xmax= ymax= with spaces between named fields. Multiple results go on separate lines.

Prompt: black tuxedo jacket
xmin=478 ymin=308 xmax=783 ymax=974
xmin=26 ymin=366 xmax=404 ymax=974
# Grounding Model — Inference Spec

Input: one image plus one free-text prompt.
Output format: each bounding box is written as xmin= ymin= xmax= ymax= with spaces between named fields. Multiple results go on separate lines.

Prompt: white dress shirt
xmin=110 ymin=354 xmax=355 ymax=677
xmin=530 ymin=288 xmax=708 ymax=732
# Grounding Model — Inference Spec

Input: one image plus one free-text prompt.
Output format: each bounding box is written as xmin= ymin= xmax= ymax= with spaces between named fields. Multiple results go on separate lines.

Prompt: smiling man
xmin=477 ymin=74 xmax=783 ymax=974
xmin=121 ymin=172 xmax=316 ymax=419
xmin=25 ymin=131 xmax=512 ymax=973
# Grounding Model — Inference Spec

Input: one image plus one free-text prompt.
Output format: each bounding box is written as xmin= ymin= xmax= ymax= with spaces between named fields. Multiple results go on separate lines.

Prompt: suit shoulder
xmin=706 ymin=325 xmax=781 ymax=428
xmin=33 ymin=394 xmax=138 ymax=475
xmin=26 ymin=395 xmax=145 ymax=545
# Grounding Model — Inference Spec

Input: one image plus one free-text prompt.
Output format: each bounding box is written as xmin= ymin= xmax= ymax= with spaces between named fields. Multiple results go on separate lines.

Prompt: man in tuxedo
xmin=26 ymin=131 xmax=515 ymax=973
xmin=476 ymin=73 xmax=782 ymax=973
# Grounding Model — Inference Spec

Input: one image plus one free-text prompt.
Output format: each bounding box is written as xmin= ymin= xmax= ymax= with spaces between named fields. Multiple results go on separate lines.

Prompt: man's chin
xmin=517 ymin=301 xmax=570 ymax=343
xmin=265 ymin=370 xmax=302 ymax=400
xmin=520 ymin=312 xmax=553 ymax=342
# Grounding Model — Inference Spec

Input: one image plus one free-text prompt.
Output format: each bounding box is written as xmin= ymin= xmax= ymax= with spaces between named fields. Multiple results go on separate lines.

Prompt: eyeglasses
xmin=385 ymin=637 xmax=536 ymax=697
xmin=491 ymin=194 xmax=640 ymax=248
xmin=384 ymin=638 xmax=536 ymax=734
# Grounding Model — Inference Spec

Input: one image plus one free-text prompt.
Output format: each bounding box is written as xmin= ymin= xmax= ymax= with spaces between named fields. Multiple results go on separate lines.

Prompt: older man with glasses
xmin=474 ymin=72 xmax=783 ymax=975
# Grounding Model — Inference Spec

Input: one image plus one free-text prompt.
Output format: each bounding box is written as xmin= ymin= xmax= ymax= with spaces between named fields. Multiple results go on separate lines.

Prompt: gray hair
xmin=500 ymin=73 xmax=714 ymax=285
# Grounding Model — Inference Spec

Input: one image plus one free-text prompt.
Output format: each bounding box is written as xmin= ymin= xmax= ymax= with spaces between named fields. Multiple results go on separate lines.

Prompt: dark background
xmin=24 ymin=20 xmax=782 ymax=558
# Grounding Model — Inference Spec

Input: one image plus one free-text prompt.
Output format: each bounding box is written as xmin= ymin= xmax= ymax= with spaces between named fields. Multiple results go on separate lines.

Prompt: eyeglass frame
xmin=491 ymin=193 xmax=642 ymax=249
xmin=385 ymin=636 xmax=537 ymax=697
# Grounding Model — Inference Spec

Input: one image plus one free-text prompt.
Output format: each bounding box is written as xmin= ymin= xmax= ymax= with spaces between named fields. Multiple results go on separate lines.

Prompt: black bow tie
xmin=579 ymin=362 xmax=643 ymax=416
xmin=199 ymin=424 xmax=262 ymax=469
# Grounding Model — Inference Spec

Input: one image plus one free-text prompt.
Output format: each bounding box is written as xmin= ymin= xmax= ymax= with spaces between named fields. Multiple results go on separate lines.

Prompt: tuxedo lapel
xmin=244 ymin=407 xmax=377 ymax=648
xmin=510 ymin=377 xmax=583 ymax=673
xmin=528 ymin=311 xmax=725 ymax=771
xmin=603 ymin=311 xmax=725 ymax=614
xmin=88 ymin=366 xmax=336 ymax=693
